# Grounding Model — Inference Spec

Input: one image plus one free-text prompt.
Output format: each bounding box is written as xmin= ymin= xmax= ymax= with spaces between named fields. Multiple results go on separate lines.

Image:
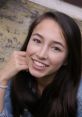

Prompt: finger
xmin=18 ymin=60 xmax=28 ymax=66
xmin=17 ymin=64 xmax=28 ymax=71
xmin=17 ymin=56 xmax=27 ymax=62
xmin=17 ymin=51 xmax=26 ymax=57
xmin=16 ymin=56 xmax=28 ymax=66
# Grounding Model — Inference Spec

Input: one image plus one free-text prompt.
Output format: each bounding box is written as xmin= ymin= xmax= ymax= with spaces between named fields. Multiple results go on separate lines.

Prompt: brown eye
xmin=33 ymin=38 xmax=41 ymax=44
xmin=51 ymin=46 xmax=61 ymax=52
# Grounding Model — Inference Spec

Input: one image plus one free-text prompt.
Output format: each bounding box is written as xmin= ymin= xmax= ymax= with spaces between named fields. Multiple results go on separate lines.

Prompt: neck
xmin=37 ymin=74 xmax=55 ymax=95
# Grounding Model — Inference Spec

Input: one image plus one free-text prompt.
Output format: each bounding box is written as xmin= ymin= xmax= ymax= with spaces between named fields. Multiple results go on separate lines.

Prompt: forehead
xmin=33 ymin=19 xmax=64 ymax=37
xmin=32 ymin=19 xmax=66 ymax=46
xmin=35 ymin=18 xmax=61 ymax=30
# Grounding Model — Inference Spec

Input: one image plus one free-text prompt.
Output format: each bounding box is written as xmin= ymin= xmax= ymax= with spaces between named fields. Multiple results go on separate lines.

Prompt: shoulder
xmin=77 ymin=79 xmax=82 ymax=117
xmin=5 ymin=80 xmax=12 ymax=97
xmin=0 ymin=80 xmax=13 ymax=117
xmin=77 ymin=79 xmax=82 ymax=99
xmin=4 ymin=80 xmax=12 ymax=112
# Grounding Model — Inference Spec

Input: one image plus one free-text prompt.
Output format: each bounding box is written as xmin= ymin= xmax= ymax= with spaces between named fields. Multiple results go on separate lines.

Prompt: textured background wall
xmin=0 ymin=0 xmax=82 ymax=68
xmin=0 ymin=0 xmax=48 ymax=68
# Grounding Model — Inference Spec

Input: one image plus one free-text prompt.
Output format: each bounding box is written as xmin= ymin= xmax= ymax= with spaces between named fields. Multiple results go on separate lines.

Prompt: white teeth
xmin=34 ymin=60 xmax=45 ymax=67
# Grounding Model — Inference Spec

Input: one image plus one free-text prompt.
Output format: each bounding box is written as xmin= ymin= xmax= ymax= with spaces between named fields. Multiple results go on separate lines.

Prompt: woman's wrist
xmin=0 ymin=79 xmax=8 ymax=89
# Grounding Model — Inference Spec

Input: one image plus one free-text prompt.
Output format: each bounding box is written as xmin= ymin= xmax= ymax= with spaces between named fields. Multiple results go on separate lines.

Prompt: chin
xmin=29 ymin=69 xmax=45 ymax=78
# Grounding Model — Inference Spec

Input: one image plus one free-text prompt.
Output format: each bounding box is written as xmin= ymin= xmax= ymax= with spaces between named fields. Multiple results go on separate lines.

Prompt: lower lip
xmin=32 ymin=60 xmax=47 ymax=71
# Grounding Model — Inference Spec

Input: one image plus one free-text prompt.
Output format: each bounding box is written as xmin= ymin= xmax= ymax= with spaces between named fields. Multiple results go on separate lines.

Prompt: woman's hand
xmin=0 ymin=51 xmax=28 ymax=84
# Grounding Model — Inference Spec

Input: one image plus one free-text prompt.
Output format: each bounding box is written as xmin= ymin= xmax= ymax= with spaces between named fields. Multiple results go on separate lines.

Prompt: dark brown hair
xmin=11 ymin=11 xmax=81 ymax=117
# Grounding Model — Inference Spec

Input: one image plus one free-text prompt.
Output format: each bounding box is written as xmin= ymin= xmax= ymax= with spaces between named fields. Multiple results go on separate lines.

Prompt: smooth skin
xmin=26 ymin=19 xmax=68 ymax=94
xmin=0 ymin=19 xmax=68 ymax=111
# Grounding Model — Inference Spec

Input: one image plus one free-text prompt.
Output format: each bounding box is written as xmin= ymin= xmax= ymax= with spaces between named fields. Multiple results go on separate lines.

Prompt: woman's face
xmin=26 ymin=19 xmax=68 ymax=79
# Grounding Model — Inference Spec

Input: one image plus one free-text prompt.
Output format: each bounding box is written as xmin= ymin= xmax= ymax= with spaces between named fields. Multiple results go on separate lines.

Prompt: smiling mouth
xmin=32 ymin=59 xmax=49 ymax=69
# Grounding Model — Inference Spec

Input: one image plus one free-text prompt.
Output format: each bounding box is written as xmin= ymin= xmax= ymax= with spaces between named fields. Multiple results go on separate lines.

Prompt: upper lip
xmin=32 ymin=58 xmax=49 ymax=67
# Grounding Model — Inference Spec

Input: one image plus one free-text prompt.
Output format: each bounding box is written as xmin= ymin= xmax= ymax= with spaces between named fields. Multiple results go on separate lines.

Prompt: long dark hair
xmin=11 ymin=11 xmax=81 ymax=117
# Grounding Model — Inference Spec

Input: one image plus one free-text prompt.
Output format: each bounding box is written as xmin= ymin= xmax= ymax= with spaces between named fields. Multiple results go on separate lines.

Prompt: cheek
xmin=49 ymin=54 xmax=67 ymax=68
xmin=26 ymin=46 xmax=33 ymax=56
xmin=26 ymin=46 xmax=34 ymax=69
xmin=26 ymin=41 xmax=42 ymax=57
xmin=26 ymin=42 xmax=35 ymax=56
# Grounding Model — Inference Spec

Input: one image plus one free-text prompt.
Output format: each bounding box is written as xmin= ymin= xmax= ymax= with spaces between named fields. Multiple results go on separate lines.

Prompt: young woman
xmin=0 ymin=11 xmax=81 ymax=117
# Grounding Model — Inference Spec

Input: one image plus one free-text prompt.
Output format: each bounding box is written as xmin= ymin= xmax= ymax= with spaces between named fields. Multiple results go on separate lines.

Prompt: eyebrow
xmin=32 ymin=33 xmax=65 ymax=48
xmin=32 ymin=33 xmax=44 ymax=39
xmin=52 ymin=41 xmax=65 ymax=48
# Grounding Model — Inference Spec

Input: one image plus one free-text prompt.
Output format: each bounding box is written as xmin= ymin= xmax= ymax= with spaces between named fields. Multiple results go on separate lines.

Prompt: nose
xmin=36 ymin=45 xmax=48 ymax=59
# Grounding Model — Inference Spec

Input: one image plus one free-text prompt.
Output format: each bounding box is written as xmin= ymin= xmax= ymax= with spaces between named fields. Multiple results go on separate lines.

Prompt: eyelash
xmin=33 ymin=38 xmax=41 ymax=43
xmin=51 ymin=47 xmax=61 ymax=52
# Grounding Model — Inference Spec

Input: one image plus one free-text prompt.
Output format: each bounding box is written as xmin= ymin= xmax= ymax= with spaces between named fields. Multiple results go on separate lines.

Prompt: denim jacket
xmin=0 ymin=80 xmax=82 ymax=117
